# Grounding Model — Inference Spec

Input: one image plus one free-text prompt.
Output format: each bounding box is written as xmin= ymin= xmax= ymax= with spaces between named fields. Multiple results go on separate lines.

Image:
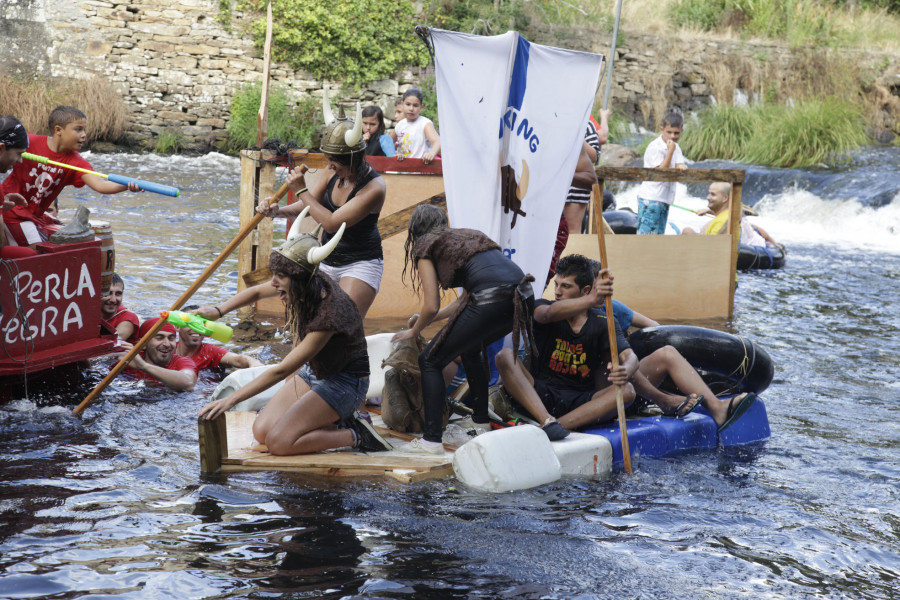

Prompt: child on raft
xmin=361 ymin=105 xmax=395 ymax=157
xmin=0 ymin=106 xmax=141 ymax=248
xmin=394 ymin=88 xmax=441 ymax=164
xmin=0 ymin=115 xmax=37 ymax=259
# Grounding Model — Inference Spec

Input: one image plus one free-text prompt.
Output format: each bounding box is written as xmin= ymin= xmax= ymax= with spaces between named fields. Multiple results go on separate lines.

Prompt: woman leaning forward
xmin=199 ymin=225 xmax=392 ymax=454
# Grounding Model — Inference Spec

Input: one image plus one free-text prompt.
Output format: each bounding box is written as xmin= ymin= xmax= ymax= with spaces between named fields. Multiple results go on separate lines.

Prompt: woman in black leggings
xmin=392 ymin=205 xmax=534 ymax=454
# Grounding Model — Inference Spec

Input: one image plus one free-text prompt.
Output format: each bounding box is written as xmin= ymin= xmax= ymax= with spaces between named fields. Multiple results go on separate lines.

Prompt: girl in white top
xmin=394 ymin=88 xmax=441 ymax=164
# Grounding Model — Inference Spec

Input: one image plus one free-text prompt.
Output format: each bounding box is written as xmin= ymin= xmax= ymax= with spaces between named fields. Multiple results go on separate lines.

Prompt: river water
xmin=1 ymin=148 xmax=898 ymax=599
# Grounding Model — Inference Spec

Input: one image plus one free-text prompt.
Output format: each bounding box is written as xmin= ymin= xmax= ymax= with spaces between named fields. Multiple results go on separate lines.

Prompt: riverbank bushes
xmin=681 ymin=99 xmax=870 ymax=167
xmin=224 ymin=83 xmax=319 ymax=152
xmin=0 ymin=74 xmax=126 ymax=143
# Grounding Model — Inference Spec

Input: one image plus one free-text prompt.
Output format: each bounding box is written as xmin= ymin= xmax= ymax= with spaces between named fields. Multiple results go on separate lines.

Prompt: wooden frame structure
xmin=198 ymin=411 xmax=454 ymax=482
xmin=236 ymin=153 xmax=745 ymax=322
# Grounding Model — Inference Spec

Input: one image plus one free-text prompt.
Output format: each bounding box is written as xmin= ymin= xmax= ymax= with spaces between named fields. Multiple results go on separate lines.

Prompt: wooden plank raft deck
xmin=199 ymin=411 xmax=454 ymax=483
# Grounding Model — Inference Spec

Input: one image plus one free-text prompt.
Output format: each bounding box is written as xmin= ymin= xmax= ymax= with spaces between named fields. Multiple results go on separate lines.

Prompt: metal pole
xmin=602 ymin=0 xmax=624 ymax=110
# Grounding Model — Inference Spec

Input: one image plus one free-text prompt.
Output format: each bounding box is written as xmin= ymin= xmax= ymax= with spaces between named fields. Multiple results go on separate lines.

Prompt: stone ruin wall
xmin=2 ymin=0 xmax=897 ymax=151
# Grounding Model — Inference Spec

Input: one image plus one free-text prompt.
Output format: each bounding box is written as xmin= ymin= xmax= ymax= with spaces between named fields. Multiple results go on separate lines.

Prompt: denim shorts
xmin=636 ymin=197 xmax=670 ymax=234
xmin=297 ymin=365 xmax=368 ymax=419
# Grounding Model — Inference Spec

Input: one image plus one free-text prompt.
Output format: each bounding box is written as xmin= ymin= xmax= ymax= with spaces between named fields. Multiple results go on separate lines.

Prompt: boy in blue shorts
xmin=636 ymin=111 xmax=688 ymax=234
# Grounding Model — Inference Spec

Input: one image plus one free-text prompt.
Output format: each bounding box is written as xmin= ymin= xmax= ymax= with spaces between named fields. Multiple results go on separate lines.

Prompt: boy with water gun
xmin=0 ymin=105 xmax=141 ymax=248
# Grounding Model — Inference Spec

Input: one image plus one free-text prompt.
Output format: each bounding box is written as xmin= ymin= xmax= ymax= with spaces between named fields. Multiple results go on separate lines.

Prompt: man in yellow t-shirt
xmin=681 ymin=182 xmax=732 ymax=236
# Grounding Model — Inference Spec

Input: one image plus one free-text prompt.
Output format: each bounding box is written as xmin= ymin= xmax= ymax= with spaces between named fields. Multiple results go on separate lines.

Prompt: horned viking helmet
xmin=270 ymin=206 xmax=346 ymax=278
xmin=320 ymin=85 xmax=365 ymax=155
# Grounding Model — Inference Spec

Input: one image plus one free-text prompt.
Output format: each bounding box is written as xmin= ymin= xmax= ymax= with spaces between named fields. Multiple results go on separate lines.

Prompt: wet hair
xmin=111 ymin=273 xmax=124 ymax=289
xmin=362 ymin=105 xmax=386 ymax=138
xmin=661 ymin=111 xmax=683 ymax=129
xmin=555 ymin=254 xmax=595 ymax=290
xmin=0 ymin=116 xmax=29 ymax=149
xmin=401 ymin=88 xmax=425 ymax=104
xmin=402 ymin=204 xmax=449 ymax=295
xmin=49 ymin=106 xmax=86 ymax=131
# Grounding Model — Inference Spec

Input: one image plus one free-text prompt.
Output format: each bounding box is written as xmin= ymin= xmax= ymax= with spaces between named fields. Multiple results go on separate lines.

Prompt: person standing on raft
xmin=256 ymin=94 xmax=386 ymax=318
xmin=198 ymin=226 xmax=392 ymax=455
xmin=392 ymin=204 xmax=535 ymax=455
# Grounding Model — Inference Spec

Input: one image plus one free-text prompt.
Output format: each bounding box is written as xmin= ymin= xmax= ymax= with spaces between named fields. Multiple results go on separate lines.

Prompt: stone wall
xmin=2 ymin=0 xmax=897 ymax=150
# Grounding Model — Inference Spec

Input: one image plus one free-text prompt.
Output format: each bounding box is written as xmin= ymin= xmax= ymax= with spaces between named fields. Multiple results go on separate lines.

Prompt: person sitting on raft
xmin=0 ymin=116 xmax=37 ymax=260
xmin=391 ymin=204 xmax=535 ymax=454
xmin=495 ymin=254 xmax=757 ymax=437
xmin=198 ymin=227 xmax=393 ymax=455
xmin=117 ymin=318 xmax=198 ymax=392
xmin=256 ymin=93 xmax=386 ymax=318
xmin=495 ymin=254 xmax=638 ymax=440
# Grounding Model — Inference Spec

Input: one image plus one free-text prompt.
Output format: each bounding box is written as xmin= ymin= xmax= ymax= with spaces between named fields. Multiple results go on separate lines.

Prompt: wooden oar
xmin=241 ymin=190 xmax=447 ymax=287
xmin=72 ymin=166 xmax=307 ymax=416
xmin=591 ymin=182 xmax=632 ymax=473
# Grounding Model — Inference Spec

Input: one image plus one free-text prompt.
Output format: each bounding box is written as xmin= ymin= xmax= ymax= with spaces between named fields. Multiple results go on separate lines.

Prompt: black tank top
xmin=321 ymin=165 xmax=383 ymax=266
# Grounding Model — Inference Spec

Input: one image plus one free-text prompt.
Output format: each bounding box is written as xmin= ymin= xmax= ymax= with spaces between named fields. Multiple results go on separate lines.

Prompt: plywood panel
xmin=545 ymin=234 xmax=733 ymax=320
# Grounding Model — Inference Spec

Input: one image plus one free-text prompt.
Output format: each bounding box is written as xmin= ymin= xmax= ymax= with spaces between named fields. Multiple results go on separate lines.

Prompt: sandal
xmin=717 ymin=393 xmax=757 ymax=433
xmin=673 ymin=394 xmax=703 ymax=419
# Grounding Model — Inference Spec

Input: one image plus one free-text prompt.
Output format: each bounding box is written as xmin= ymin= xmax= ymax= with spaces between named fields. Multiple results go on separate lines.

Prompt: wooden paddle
xmin=592 ymin=182 xmax=632 ymax=473
xmin=242 ymin=190 xmax=448 ymax=287
xmin=72 ymin=166 xmax=307 ymax=416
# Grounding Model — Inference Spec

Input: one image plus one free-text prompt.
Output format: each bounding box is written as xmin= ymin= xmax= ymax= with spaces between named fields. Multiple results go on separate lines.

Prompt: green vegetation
xmin=681 ymin=99 xmax=870 ymax=168
xmin=225 ymin=83 xmax=319 ymax=152
xmin=154 ymin=129 xmax=185 ymax=154
xmin=236 ymin=0 xmax=428 ymax=86
xmin=667 ymin=0 xmax=899 ymax=48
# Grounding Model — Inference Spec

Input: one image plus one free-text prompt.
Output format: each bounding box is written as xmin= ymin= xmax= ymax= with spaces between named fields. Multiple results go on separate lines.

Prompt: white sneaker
xmin=451 ymin=416 xmax=491 ymax=435
xmin=396 ymin=438 xmax=445 ymax=455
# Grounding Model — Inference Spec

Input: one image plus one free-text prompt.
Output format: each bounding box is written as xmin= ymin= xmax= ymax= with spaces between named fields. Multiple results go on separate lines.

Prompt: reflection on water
xmin=1 ymin=150 xmax=899 ymax=599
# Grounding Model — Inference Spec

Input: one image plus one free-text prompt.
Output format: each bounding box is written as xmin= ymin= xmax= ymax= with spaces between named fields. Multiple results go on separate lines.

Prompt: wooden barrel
xmin=90 ymin=220 xmax=115 ymax=296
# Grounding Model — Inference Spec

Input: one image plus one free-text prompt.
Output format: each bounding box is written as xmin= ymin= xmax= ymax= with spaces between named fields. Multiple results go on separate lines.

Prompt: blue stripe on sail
xmin=507 ymin=36 xmax=531 ymax=111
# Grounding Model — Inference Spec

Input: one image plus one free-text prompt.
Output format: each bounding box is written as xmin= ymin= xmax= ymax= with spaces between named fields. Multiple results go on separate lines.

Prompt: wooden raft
xmin=198 ymin=410 xmax=454 ymax=483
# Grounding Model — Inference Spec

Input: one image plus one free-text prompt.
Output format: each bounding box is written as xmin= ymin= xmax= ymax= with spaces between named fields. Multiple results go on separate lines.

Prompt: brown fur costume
xmin=380 ymin=336 xmax=448 ymax=432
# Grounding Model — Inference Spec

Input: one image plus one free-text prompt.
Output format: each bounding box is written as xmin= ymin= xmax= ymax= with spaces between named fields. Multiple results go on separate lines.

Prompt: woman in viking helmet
xmin=199 ymin=220 xmax=392 ymax=454
xmin=257 ymin=88 xmax=387 ymax=318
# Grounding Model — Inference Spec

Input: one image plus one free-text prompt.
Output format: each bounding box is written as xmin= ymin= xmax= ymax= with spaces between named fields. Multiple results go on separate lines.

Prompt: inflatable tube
xmin=627 ymin=325 xmax=774 ymax=395
xmin=603 ymin=210 xmax=638 ymax=234
xmin=737 ymin=243 xmax=785 ymax=270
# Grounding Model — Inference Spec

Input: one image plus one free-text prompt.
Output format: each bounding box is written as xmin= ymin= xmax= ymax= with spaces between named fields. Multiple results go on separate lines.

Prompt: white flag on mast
xmin=432 ymin=29 xmax=603 ymax=286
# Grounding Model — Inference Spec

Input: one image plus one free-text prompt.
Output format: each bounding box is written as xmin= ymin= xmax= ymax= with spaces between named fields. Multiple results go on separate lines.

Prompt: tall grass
xmin=681 ymin=98 xmax=868 ymax=168
xmin=742 ymin=99 xmax=869 ymax=167
xmin=0 ymin=74 xmax=127 ymax=142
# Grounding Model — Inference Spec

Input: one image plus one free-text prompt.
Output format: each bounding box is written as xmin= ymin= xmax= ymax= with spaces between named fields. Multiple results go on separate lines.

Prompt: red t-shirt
xmin=183 ymin=342 xmax=229 ymax=373
xmin=123 ymin=354 xmax=197 ymax=382
xmin=107 ymin=306 xmax=140 ymax=344
xmin=1 ymin=134 xmax=91 ymax=225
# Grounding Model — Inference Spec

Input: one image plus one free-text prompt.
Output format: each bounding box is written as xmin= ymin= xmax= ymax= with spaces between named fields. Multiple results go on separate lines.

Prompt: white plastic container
xmin=365 ymin=333 xmax=394 ymax=399
xmin=215 ymin=365 xmax=282 ymax=412
xmin=552 ymin=432 xmax=613 ymax=477
xmin=452 ymin=425 xmax=561 ymax=492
